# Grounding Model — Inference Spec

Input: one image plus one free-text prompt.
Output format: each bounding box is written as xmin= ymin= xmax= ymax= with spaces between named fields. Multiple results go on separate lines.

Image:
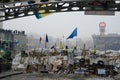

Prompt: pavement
xmin=0 ymin=70 xmax=119 ymax=80
xmin=0 ymin=70 xmax=23 ymax=79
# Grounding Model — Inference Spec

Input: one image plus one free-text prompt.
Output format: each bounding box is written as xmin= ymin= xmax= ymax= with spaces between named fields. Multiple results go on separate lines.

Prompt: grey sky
xmin=3 ymin=12 xmax=120 ymax=39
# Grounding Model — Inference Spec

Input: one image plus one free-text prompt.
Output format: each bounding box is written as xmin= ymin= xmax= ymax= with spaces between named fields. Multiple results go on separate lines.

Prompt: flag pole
xmin=76 ymin=37 xmax=77 ymax=52
xmin=45 ymin=41 xmax=47 ymax=49
xmin=39 ymin=37 xmax=42 ymax=49
xmin=39 ymin=41 xmax=41 ymax=49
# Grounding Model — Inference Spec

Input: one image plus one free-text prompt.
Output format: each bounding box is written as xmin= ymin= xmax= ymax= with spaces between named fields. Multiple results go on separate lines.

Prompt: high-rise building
xmin=99 ymin=22 xmax=106 ymax=35
xmin=92 ymin=34 xmax=120 ymax=51
xmin=13 ymin=30 xmax=27 ymax=54
xmin=0 ymin=29 xmax=27 ymax=58
xmin=92 ymin=22 xmax=120 ymax=51
xmin=0 ymin=22 xmax=3 ymax=29
xmin=0 ymin=7 xmax=3 ymax=29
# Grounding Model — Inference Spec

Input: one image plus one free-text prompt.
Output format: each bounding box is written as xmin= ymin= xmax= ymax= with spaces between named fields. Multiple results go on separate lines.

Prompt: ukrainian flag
xmin=28 ymin=0 xmax=53 ymax=19
xmin=38 ymin=3 xmax=53 ymax=19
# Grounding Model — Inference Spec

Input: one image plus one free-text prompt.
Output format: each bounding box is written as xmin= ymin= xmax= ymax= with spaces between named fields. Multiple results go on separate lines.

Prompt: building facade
xmin=0 ymin=29 xmax=27 ymax=58
xmin=92 ymin=22 xmax=120 ymax=51
xmin=0 ymin=29 xmax=14 ymax=59
xmin=92 ymin=34 xmax=120 ymax=51
xmin=0 ymin=29 xmax=14 ymax=51
xmin=0 ymin=22 xmax=3 ymax=29
xmin=13 ymin=30 xmax=27 ymax=54
xmin=0 ymin=12 xmax=3 ymax=29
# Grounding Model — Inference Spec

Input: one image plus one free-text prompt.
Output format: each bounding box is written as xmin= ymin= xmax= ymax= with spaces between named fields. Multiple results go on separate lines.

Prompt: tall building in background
xmin=92 ymin=22 xmax=120 ymax=51
xmin=13 ymin=30 xmax=27 ymax=54
xmin=0 ymin=22 xmax=3 ymax=29
xmin=0 ymin=29 xmax=27 ymax=58
xmin=0 ymin=7 xmax=3 ymax=29
xmin=99 ymin=22 xmax=106 ymax=35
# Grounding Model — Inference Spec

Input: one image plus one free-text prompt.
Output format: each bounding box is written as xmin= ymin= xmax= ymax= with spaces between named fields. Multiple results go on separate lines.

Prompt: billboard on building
xmin=85 ymin=11 xmax=115 ymax=15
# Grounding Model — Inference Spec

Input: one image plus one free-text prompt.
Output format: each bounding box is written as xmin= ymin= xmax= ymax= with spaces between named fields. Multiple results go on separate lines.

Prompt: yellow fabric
xmin=59 ymin=42 xmax=63 ymax=49
xmin=94 ymin=47 xmax=96 ymax=54
xmin=39 ymin=0 xmax=53 ymax=18
xmin=41 ymin=13 xmax=51 ymax=18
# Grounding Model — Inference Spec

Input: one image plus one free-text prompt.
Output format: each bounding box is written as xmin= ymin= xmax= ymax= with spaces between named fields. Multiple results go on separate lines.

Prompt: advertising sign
xmin=85 ymin=11 xmax=115 ymax=15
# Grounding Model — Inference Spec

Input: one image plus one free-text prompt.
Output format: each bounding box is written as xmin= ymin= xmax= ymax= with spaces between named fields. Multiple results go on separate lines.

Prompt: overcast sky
xmin=3 ymin=12 xmax=120 ymax=39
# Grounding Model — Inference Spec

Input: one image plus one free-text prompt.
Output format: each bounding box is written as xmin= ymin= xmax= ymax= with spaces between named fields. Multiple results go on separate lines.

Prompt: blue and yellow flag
xmin=28 ymin=0 xmax=52 ymax=19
